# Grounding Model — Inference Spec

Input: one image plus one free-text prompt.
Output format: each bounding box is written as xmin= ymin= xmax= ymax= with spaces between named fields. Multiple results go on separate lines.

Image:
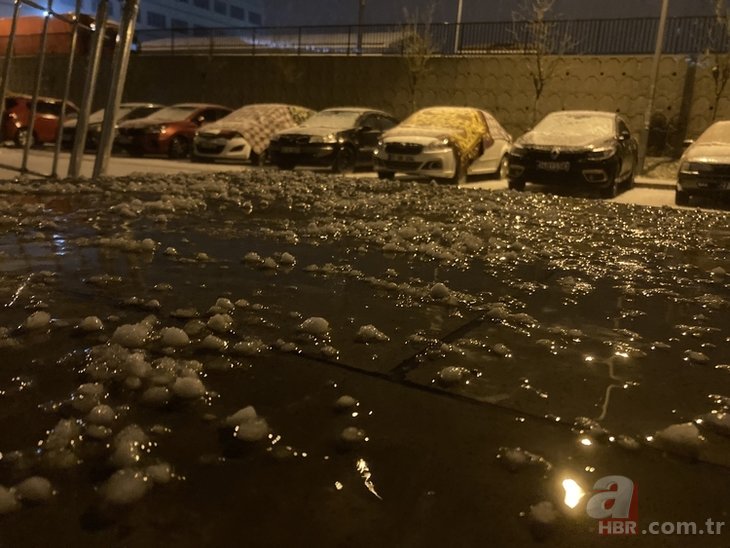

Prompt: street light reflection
xmin=562 ymin=478 xmax=585 ymax=509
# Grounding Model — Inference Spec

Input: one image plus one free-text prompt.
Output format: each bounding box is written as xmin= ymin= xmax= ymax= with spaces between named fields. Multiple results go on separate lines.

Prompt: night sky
xmin=263 ymin=0 xmax=715 ymax=26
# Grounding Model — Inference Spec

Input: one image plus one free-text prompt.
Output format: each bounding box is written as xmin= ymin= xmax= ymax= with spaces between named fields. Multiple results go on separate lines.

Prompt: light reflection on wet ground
xmin=0 ymin=171 xmax=728 ymax=546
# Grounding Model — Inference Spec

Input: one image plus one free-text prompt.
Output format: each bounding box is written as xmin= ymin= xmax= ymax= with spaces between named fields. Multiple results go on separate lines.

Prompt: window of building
xmin=193 ymin=0 xmax=210 ymax=10
xmin=193 ymin=25 xmax=209 ymax=37
xmin=248 ymin=11 xmax=261 ymax=25
xmin=147 ymin=11 xmax=166 ymax=28
xmin=230 ymin=5 xmax=245 ymax=20
xmin=214 ymin=0 xmax=227 ymax=15
xmin=171 ymin=18 xmax=188 ymax=31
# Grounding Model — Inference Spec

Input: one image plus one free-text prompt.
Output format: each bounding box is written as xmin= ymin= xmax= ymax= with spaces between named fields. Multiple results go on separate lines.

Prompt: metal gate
xmin=0 ymin=0 xmax=138 ymax=179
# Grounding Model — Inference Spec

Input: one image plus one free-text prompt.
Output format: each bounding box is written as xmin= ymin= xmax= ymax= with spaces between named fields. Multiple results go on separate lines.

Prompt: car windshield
xmin=300 ymin=110 xmax=361 ymax=129
xmin=402 ymin=108 xmax=479 ymax=131
xmin=223 ymin=104 xmax=281 ymax=122
xmin=533 ymin=112 xmax=614 ymax=139
xmin=88 ymin=105 xmax=136 ymax=124
xmin=696 ymin=121 xmax=730 ymax=144
xmin=146 ymin=105 xmax=198 ymax=122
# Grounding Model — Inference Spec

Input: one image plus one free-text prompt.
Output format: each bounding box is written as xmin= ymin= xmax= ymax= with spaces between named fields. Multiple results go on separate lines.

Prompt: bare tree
xmin=400 ymin=2 xmax=439 ymax=112
xmin=512 ymin=0 xmax=574 ymax=124
xmin=708 ymin=0 xmax=730 ymax=120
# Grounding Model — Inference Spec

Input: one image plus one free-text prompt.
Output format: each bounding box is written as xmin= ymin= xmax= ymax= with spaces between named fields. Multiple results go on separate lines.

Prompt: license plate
xmin=197 ymin=142 xmax=217 ymax=150
xmin=389 ymin=154 xmax=414 ymax=162
xmin=698 ymin=181 xmax=726 ymax=189
xmin=281 ymin=146 xmax=300 ymax=153
xmin=537 ymin=160 xmax=570 ymax=171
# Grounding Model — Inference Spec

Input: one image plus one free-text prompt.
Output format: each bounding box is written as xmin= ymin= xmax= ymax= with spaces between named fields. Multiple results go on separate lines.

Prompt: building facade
xmin=1 ymin=0 xmax=264 ymax=30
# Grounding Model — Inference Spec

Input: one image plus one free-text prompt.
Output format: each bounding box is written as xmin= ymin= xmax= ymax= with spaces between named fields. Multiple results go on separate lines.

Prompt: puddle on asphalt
xmin=0 ymin=172 xmax=728 ymax=544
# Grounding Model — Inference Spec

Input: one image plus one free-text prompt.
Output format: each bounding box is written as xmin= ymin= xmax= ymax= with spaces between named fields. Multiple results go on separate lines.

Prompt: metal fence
xmin=132 ymin=16 xmax=730 ymax=56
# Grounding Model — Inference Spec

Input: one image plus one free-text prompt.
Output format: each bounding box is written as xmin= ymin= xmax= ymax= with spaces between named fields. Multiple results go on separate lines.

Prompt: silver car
xmin=373 ymin=106 xmax=511 ymax=184
xmin=192 ymin=103 xmax=314 ymax=164
xmin=677 ymin=120 xmax=730 ymax=205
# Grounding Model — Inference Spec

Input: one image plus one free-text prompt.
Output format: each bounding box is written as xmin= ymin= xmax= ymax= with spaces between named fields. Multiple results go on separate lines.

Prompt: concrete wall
xmin=5 ymin=52 xmax=724 ymax=149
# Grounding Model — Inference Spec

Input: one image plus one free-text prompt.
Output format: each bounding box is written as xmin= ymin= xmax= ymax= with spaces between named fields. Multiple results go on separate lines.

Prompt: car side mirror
xmin=195 ymin=116 xmax=205 ymax=126
xmin=619 ymin=130 xmax=631 ymax=141
xmin=682 ymin=139 xmax=694 ymax=148
xmin=359 ymin=125 xmax=375 ymax=133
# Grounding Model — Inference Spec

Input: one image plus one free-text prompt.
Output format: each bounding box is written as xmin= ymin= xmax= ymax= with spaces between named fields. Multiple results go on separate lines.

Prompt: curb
xmin=635 ymin=177 xmax=675 ymax=191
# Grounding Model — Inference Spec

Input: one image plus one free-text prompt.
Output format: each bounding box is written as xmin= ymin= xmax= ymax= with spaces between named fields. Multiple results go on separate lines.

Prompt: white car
xmin=373 ymin=106 xmax=512 ymax=184
xmin=192 ymin=103 xmax=314 ymax=164
xmin=676 ymin=120 xmax=730 ymax=205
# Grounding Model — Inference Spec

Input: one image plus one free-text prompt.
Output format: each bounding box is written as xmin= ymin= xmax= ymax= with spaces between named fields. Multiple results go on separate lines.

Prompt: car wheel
xmin=508 ymin=178 xmax=525 ymax=191
xmin=600 ymin=177 xmax=618 ymax=199
xmin=14 ymin=127 xmax=34 ymax=148
xmin=675 ymin=190 xmax=690 ymax=206
xmin=332 ymin=146 xmax=356 ymax=174
xmin=168 ymin=136 xmax=190 ymax=159
xmin=377 ymin=170 xmax=395 ymax=180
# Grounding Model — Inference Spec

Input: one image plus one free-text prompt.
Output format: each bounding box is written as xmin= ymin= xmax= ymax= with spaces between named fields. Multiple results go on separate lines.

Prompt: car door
xmin=468 ymin=110 xmax=509 ymax=175
xmin=616 ymin=117 xmax=637 ymax=179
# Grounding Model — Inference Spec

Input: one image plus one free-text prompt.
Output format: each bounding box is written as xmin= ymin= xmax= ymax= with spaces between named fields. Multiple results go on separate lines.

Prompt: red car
xmin=2 ymin=93 xmax=79 ymax=147
xmin=115 ymin=103 xmax=232 ymax=158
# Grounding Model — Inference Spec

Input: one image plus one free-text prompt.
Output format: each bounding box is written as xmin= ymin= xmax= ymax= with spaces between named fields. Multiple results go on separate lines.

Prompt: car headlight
xmin=424 ymin=137 xmax=451 ymax=151
xmin=680 ymin=161 xmax=711 ymax=174
xmin=310 ymin=133 xmax=337 ymax=144
xmin=146 ymin=124 xmax=166 ymax=134
xmin=588 ymin=145 xmax=617 ymax=160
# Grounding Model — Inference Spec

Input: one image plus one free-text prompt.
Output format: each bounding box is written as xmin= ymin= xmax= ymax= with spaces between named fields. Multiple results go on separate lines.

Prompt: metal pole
xmin=637 ymin=0 xmax=669 ymax=173
xmin=93 ymin=0 xmax=138 ymax=178
xmin=21 ymin=0 xmax=53 ymax=174
xmin=0 ymin=0 xmax=23 ymax=136
xmin=357 ymin=0 xmax=365 ymax=54
xmin=453 ymin=0 xmax=463 ymax=54
xmin=51 ymin=0 xmax=81 ymax=178
xmin=68 ymin=0 xmax=108 ymax=178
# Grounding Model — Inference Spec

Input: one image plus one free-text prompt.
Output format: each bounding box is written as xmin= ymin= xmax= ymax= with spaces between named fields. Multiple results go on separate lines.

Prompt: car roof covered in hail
xmin=198 ymin=104 xmax=315 ymax=155
xmin=684 ymin=120 xmax=730 ymax=163
xmin=385 ymin=107 xmax=488 ymax=155
xmin=519 ymin=110 xmax=618 ymax=147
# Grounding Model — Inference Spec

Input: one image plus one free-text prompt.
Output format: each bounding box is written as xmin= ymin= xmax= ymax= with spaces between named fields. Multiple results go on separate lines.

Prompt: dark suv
xmin=268 ymin=107 xmax=399 ymax=173
xmin=2 ymin=94 xmax=79 ymax=147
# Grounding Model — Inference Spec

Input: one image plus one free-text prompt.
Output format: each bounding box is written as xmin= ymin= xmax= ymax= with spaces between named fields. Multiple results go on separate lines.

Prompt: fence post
xmin=0 ymin=0 xmax=23 ymax=139
xmin=51 ymin=0 xmax=82 ymax=178
xmin=93 ymin=0 xmax=138 ymax=177
xmin=21 ymin=0 xmax=53 ymax=174
xmin=297 ymin=26 xmax=301 ymax=55
xmin=68 ymin=0 xmax=108 ymax=178
xmin=252 ymin=27 xmax=256 ymax=55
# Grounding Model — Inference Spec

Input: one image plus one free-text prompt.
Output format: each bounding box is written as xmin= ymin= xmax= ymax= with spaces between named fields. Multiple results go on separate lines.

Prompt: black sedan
xmin=268 ymin=107 xmax=398 ymax=173
xmin=507 ymin=110 xmax=638 ymax=198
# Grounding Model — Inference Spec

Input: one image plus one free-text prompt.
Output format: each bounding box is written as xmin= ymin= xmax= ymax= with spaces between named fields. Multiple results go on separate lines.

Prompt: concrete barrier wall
xmin=5 ymin=53 xmax=724 ymax=146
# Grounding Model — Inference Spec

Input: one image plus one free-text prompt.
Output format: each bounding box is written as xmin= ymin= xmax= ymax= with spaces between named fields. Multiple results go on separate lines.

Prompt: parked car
xmin=2 ymin=93 xmax=78 ymax=147
xmin=373 ymin=106 xmax=511 ymax=184
xmin=507 ymin=110 xmax=638 ymax=198
xmin=192 ymin=103 xmax=315 ymax=164
xmin=676 ymin=120 xmax=730 ymax=206
xmin=267 ymin=107 xmax=399 ymax=173
xmin=115 ymin=103 xmax=232 ymax=158
xmin=62 ymin=102 xmax=164 ymax=150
